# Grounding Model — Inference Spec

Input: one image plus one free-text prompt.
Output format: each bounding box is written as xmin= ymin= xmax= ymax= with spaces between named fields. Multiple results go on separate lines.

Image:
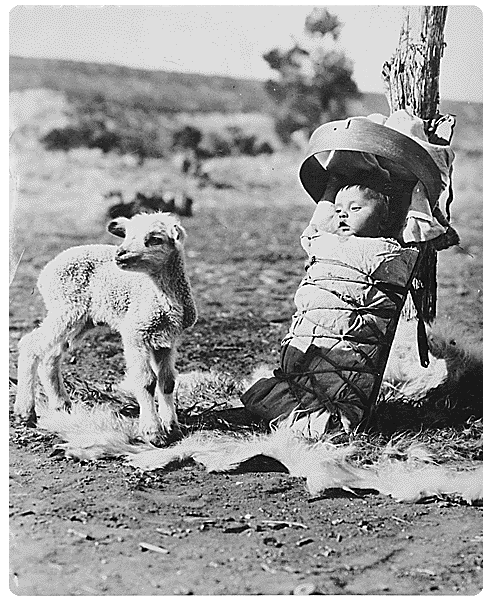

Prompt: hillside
xmin=10 ymin=55 xmax=482 ymax=151
xmin=9 ymin=56 xmax=273 ymax=114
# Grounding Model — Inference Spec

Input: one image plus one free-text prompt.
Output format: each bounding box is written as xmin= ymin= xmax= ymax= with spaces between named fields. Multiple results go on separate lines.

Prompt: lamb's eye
xmin=146 ymin=235 xmax=164 ymax=246
xmin=351 ymin=205 xmax=361 ymax=211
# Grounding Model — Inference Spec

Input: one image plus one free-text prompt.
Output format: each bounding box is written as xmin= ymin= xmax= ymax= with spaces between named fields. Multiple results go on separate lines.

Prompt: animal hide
xmin=36 ymin=400 xmax=482 ymax=504
xmin=35 ymin=324 xmax=482 ymax=504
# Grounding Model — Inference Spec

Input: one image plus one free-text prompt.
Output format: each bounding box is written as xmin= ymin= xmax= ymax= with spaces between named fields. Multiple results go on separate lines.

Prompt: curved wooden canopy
xmin=299 ymin=118 xmax=443 ymax=208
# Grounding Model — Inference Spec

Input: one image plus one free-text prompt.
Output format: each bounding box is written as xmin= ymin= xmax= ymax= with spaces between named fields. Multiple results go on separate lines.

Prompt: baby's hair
xmin=336 ymin=185 xmax=391 ymax=235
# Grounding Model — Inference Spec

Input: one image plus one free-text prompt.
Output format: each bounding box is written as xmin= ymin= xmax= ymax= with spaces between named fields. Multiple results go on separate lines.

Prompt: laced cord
xmin=276 ymin=251 xmax=419 ymax=432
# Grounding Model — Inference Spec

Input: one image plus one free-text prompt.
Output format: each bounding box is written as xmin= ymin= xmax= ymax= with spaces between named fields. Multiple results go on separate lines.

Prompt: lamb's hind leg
xmin=37 ymin=341 xmax=71 ymax=412
xmin=15 ymin=317 xmax=73 ymax=420
xmin=37 ymin=320 xmax=92 ymax=412
xmin=15 ymin=328 xmax=44 ymax=421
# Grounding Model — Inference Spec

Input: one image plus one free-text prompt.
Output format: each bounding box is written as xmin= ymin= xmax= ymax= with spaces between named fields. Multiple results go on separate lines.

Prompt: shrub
xmin=171 ymin=125 xmax=203 ymax=151
xmin=200 ymin=126 xmax=275 ymax=158
xmin=40 ymin=94 xmax=276 ymax=161
xmin=40 ymin=94 xmax=166 ymax=161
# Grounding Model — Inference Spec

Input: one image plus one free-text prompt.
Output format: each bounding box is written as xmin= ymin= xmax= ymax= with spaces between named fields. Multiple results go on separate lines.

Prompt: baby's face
xmin=333 ymin=188 xmax=384 ymax=238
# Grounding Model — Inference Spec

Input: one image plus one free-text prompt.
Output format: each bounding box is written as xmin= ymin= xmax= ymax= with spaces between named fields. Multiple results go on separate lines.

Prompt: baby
xmin=242 ymin=181 xmax=418 ymax=435
xmin=300 ymin=183 xmax=397 ymax=272
xmin=332 ymin=185 xmax=390 ymax=238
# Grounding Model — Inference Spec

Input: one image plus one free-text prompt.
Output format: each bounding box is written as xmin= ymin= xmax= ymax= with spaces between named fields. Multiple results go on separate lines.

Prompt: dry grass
xmin=346 ymin=420 xmax=482 ymax=471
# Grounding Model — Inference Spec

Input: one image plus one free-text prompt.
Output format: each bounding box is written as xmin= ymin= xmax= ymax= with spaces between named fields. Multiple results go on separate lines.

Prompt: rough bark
xmin=382 ymin=6 xmax=448 ymax=135
xmin=382 ymin=6 xmax=454 ymax=325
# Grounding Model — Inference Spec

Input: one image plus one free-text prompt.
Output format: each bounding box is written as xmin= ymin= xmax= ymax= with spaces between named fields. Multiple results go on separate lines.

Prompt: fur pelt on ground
xmin=36 ymin=403 xmax=482 ymax=503
xmin=34 ymin=320 xmax=482 ymax=504
xmin=125 ymin=424 xmax=482 ymax=504
xmin=375 ymin=318 xmax=482 ymax=432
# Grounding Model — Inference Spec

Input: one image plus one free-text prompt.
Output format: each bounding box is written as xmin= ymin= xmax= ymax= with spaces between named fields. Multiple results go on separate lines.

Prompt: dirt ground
xmin=9 ymin=143 xmax=483 ymax=595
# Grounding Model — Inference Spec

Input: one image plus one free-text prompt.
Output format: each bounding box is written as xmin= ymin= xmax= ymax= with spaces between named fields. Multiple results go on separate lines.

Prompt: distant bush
xmin=40 ymin=94 xmax=166 ymax=162
xmin=40 ymin=93 xmax=277 ymax=161
xmin=199 ymin=126 xmax=274 ymax=158
xmin=171 ymin=125 xmax=203 ymax=152
xmin=170 ymin=122 xmax=275 ymax=160
xmin=41 ymin=121 xmax=164 ymax=162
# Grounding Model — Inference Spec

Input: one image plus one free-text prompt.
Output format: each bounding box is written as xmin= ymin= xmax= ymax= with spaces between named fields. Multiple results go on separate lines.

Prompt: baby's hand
xmin=309 ymin=201 xmax=337 ymax=233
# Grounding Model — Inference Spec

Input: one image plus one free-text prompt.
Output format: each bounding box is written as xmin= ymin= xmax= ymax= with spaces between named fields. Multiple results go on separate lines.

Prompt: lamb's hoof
xmin=53 ymin=400 xmax=72 ymax=413
xmin=13 ymin=407 xmax=37 ymax=428
xmin=138 ymin=424 xmax=167 ymax=447
xmin=147 ymin=432 xmax=169 ymax=448
xmin=165 ymin=423 xmax=183 ymax=445
xmin=139 ymin=422 xmax=182 ymax=447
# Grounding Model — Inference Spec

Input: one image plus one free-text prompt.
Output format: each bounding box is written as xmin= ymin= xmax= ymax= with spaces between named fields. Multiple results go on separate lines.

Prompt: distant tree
xmin=171 ymin=125 xmax=203 ymax=152
xmin=263 ymin=7 xmax=360 ymax=143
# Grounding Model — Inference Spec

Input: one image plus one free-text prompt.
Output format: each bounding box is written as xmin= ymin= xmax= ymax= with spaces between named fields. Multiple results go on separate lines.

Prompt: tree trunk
xmin=382 ymin=6 xmax=448 ymax=136
xmin=382 ymin=6 xmax=453 ymax=325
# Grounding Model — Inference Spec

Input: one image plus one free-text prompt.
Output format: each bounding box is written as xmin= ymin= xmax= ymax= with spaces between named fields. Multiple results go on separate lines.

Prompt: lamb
xmin=14 ymin=212 xmax=197 ymax=445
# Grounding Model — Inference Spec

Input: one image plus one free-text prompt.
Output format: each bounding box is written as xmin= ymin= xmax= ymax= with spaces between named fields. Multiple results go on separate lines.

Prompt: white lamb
xmin=14 ymin=212 xmax=197 ymax=445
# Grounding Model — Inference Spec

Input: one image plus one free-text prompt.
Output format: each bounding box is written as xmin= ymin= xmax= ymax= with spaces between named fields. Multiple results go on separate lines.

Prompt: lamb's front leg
xmin=121 ymin=338 xmax=164 ymax=445
xmin=152 ymin=346 xmax=180 ymax=435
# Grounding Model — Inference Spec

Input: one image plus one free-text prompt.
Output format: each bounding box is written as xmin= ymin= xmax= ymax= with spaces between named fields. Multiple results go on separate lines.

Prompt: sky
xmin=9 ymin=3 xmax=484 ymax=102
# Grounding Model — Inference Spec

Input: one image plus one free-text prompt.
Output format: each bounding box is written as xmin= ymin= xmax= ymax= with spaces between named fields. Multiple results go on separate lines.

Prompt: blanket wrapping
xmin=242 ymin=230 xmax=419 ymax=435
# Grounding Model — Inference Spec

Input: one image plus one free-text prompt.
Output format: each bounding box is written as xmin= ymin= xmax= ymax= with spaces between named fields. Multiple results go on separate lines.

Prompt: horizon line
xmin=9 ymin=53 xmax=483 ymax=106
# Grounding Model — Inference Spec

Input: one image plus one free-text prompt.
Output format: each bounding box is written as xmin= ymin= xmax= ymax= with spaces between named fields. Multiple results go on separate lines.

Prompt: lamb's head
xmin=108 ymin=212 xmax=186 ymax=273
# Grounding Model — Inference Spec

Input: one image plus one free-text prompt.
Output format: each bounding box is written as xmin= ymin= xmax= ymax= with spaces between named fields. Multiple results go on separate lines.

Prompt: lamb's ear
xmin=170 ymin=223 xmax=186 ymax=247
xmin=107 ymin=217 xmax=128 ymax=238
